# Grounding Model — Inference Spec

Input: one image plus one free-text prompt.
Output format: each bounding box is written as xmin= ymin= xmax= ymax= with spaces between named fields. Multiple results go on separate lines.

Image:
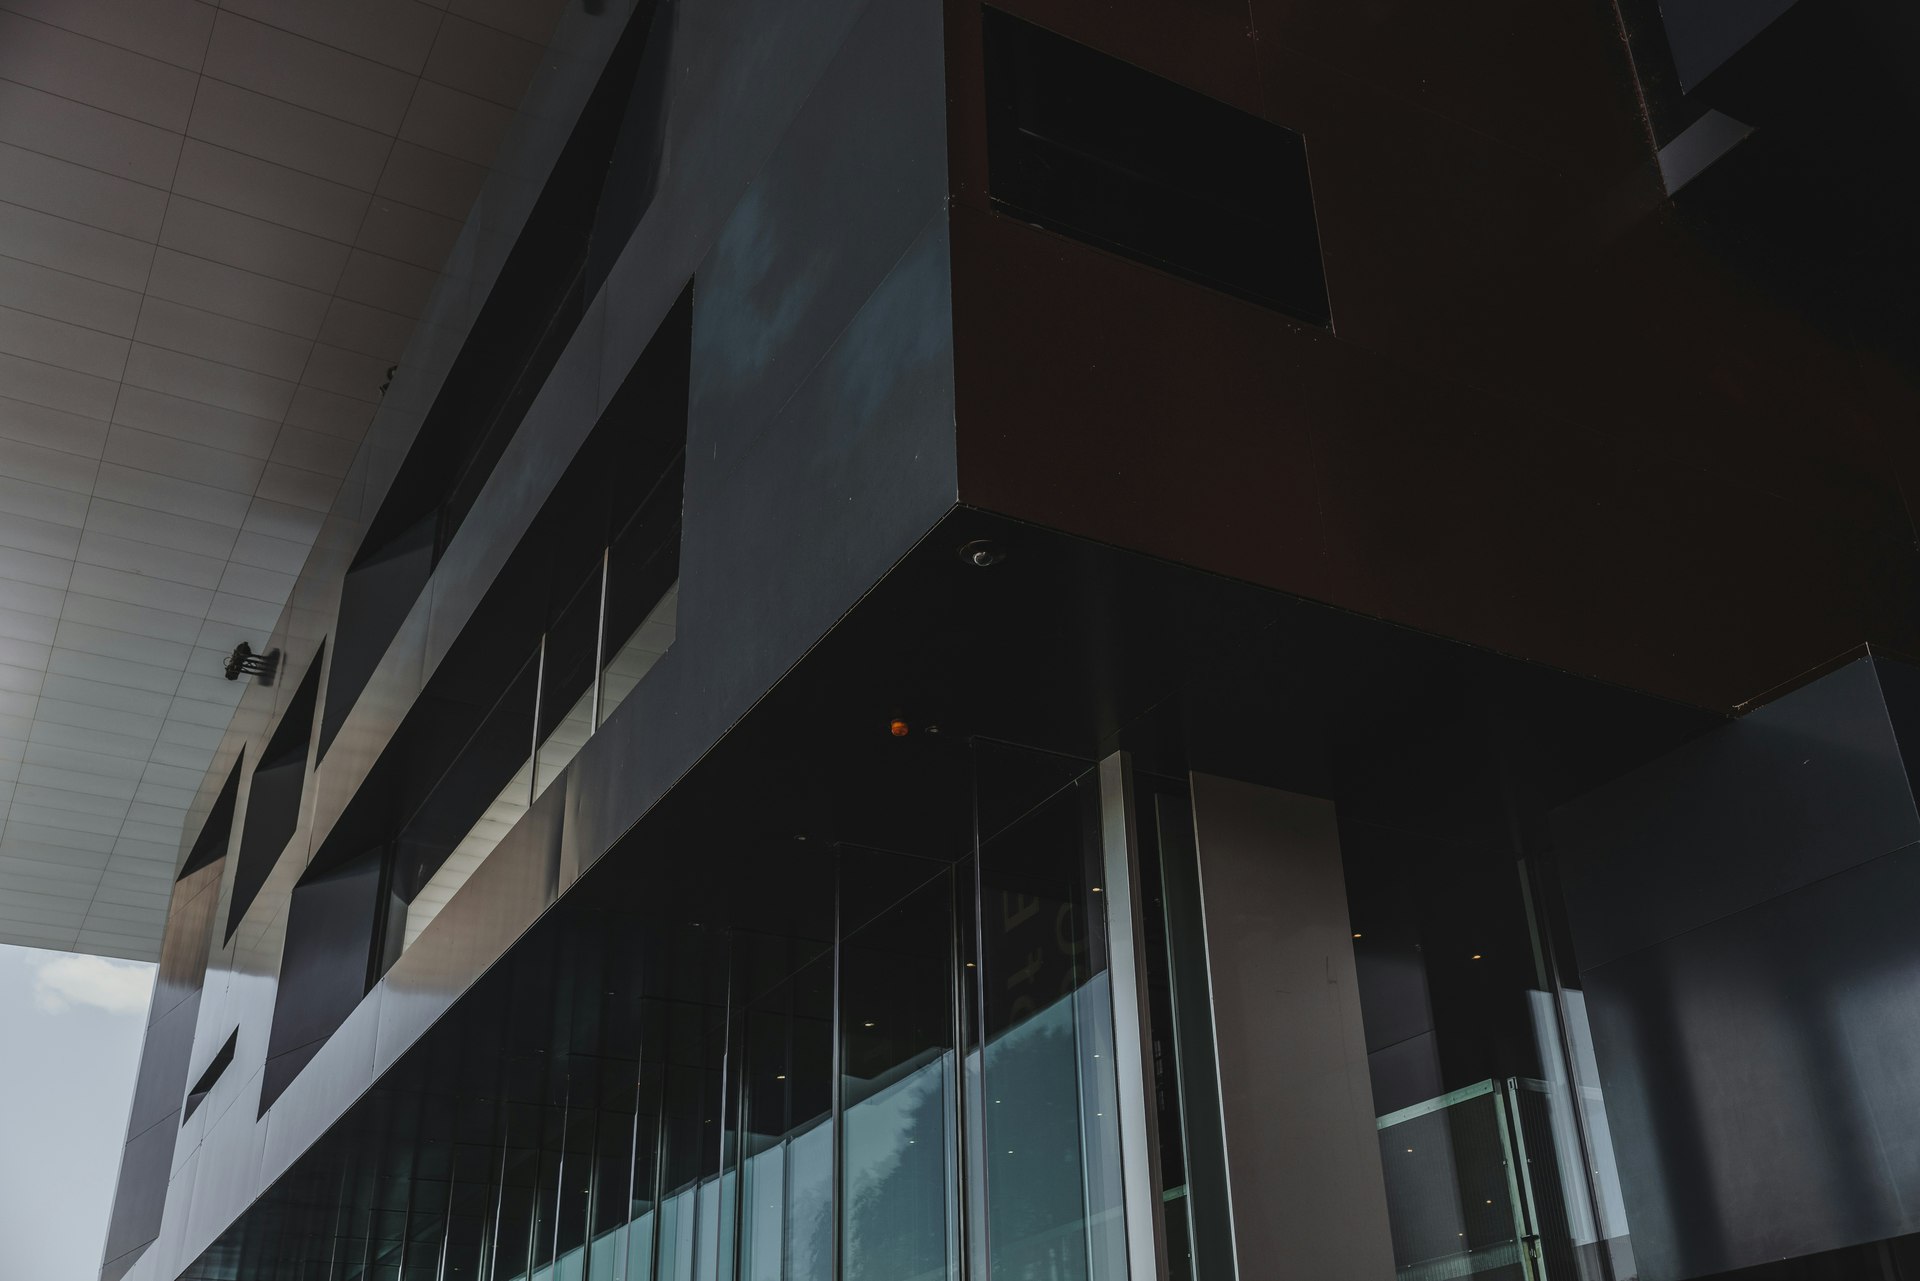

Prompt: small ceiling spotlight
xmin=957 ymin=538 xmax=1006 ymax=568
xmin=223 ymin=642 xmax=279 ymax=684
xmin=890 ymin=719 xmax=911 ymax=737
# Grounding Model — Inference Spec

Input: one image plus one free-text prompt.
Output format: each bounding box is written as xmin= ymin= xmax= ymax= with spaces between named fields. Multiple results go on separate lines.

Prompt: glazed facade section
xmin=99 ymin=0 xmax=1920 ymax=1280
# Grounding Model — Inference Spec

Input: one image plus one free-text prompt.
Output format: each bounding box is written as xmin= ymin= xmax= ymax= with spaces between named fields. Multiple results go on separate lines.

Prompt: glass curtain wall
xmin=344 ymin=748 xmax=1217 ymax=1281
xmin=1343 ymin=793 xmax=1638 ymax=1281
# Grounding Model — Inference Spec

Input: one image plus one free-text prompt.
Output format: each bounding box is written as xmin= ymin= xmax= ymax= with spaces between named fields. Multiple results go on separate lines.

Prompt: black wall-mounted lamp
xmin=224 ymin=642 xmax=280 ymax=685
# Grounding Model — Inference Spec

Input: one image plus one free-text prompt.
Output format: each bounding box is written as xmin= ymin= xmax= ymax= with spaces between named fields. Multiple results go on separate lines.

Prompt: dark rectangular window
xmin=227 ymin=648 xmax=322 ymax=941
xmin=982 ymin=7 xmax=1331 ymax=326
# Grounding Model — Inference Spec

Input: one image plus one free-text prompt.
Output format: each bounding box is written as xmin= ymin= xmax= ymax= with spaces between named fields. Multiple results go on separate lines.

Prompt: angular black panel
xmin=179 ymin=754 xmax=242 ymax=880
xmin=1556 ymin=658 xmax=1920 ymax=1279
xmin=981 ymin=7 xmax=1329 ymax=326
xmin=262 ymin=847 xmax=389 ymax=1113
xmin=317 ymin=515 xmax=432 ymax=763
xmin=1554 ymin=656 xmax=1918 ymax=971
xmin=586 ymin=0 xmax=676 ymax=288
xmin=1583 ymin=844 xmax=1920 ymax=1279
xmin=228 ymin=649 xmax=323 ymax=941
xmin=181 ymin=1030 xmax=237 ymax=1123
xmin=1658 ymin=0 xmax=1798 ymax=89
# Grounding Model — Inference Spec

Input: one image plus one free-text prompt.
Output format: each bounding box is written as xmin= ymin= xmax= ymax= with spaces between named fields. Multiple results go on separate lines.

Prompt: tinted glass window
xmin=983 ymin=8 xmax=1330 ymax=326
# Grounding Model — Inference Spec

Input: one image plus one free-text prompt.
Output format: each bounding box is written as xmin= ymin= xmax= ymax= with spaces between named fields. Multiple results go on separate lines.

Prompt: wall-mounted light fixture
xmin=224 ymin=642 xmax=280 ymax=684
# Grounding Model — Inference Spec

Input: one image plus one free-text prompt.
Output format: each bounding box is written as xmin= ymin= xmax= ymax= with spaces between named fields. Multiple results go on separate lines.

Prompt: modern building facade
xmin=48 ymin=0 xmax=1920 ymax=1279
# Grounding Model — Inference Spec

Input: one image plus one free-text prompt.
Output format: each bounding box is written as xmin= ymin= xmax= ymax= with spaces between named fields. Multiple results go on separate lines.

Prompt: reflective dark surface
xmin=154 ymin=497 xmax=1718 ymax=1279
xmin=947 ymin=0 xmax=1920 ymax=715
xmin=1556 ymin=658 xmax=1920 ymax=1280
xmin=980 ymin=8 xmax=1328 ymax=325
xmin=98 ymin=0 xmax=1920 ymax=1276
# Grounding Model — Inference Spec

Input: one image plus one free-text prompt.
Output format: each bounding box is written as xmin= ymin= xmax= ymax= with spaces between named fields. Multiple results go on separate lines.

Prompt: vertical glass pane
xmin=1139 ymin=785 xmax=1230 ymax=1281
xmin=657 ymin=1190 xmax=694 ymax=1281
xmin=535 ymin=563 xmax=605 ymax=799
xmin=444 ymin=1142 xmax=495 ymax=1281
xmin=399 ymin=651 xmax=540 ymax=953
xmin=599 ymin=453 xmax=680 ymax=731
xmin=495 ymin=1107 xmax=542 ymax=1281
xmin=840 ymin=869 xmax=957 ymax=1281
xmin=533 ymin=1104 xmax=566 ymax=1277
xmin=553 ymin=1098 xmax=595 ymax=1281
xmin=588 ymin=1099 xmax=633 ymax=1281
xmin=626 ymin=1102 xmax=661 ymax=1281
xmin=958 ymin=857 xmax=989 ymax=1281
xmin=693 ymin=1179 xmax=721 ymax=1281
xmin=975 ymin=768 xmax=1129 ymax=1281
xmin=739 ymin=1145 xmax=783 ymax=1281
xmin=739 ymin=954 xmax=832 ymax=1281
xmin=1342 ymin=819 xmax=1624 ymax=1280
xmin=600 ymin=581 xmax=677 ymax=728
xmin=656 ymin=936 xmax=726 ymax=1281
xmin=404 ymin=757 xmax=532 ymax=948
xmin=787 ymin=1119 xmax=833 ymax=1281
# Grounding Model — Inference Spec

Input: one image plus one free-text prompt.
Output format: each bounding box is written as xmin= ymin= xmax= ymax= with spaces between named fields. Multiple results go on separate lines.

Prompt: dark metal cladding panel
xmin=946 ymin=0 xmax=1920 ymax=714
xmin=98 ymin=1107 xmax=181 ymax=1274
xmin=1870 ymin=654 xmax=1920 ymax=813
xmin=1555 ymin=658 xmax=1920 ymax=1278
xmin=1554 ymin=656 xmax=1918 ymax=971
xmin=1583 ymin=843 xmax=1920 ymax=1279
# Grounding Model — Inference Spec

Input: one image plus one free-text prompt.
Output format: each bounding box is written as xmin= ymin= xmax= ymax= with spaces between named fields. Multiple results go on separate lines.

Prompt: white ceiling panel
xmin=158 ymin=197 xmax=351 ymax=294
xmin=0 ymin=140 xmax=170 ymax=241
xmin=0 ymin=256 xmax=143 ymax=337
xmin=0 ymin=78 xmax=183 ymax=187
xmin=0 ymin=302 xmax=130 ymax=379
xmin=205 ymin=12 xmax=417 ymax=135
xmin=0 ymin=0 xmax=216 ymax=73
xmin=171 ymin=140 xmax=371 ymax=243
xmin=0 ymin=348 xmax=118 ymax=418
xmin=222 ymin=0 xmax=444 ymax=75
xmin=145 ymin=248 xmax=333 ymax=337
xmin=0 ymin=0 xmax=570 ymax=960
xmin=376 ymin=141 xmax=489 ymax=220
xmin=132 ymin=300 xmax=312 ymax=384
xmin=0 ymin=433 xmax=96 ymax=492
xmin=0 ymin=10 xmax=199 ymax=129
xmin=189 ymin=79 xmax=393 ymax=192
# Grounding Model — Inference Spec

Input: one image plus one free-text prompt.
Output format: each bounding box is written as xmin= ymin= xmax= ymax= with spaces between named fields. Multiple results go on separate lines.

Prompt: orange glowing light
xmin=890 ymin=719 xmax=910 ymax=737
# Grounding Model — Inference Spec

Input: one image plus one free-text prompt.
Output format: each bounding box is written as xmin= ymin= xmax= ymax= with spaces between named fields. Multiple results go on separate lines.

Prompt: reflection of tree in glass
xmin=845 ymin=1058 xmax=952 ymax=1281
xmin=985 ymin=995 xmax=1094 ymax=1281
xmin=787 ymin=1123 xmax=833 ymax=1281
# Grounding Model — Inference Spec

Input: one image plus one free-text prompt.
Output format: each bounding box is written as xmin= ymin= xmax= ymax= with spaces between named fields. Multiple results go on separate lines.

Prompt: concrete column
xmin=1188 ymin=772 xmax=1394 ymax=1280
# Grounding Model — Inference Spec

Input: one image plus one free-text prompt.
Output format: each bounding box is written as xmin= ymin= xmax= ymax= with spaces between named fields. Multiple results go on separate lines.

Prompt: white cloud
xmin=28 ymin=954 xmax=154 ymax=1017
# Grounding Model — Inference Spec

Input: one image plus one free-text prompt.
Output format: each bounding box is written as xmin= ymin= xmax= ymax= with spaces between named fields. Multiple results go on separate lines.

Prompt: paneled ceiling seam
xmin=0 ymin=0 xmax=570 ymax=959
xmin=0 ymin=6 xmax=219 ymax=958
